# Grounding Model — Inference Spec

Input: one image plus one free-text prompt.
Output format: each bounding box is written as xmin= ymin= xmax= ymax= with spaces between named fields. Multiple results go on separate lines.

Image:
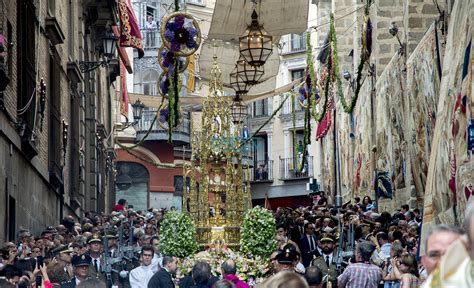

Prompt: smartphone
xmin=36 ymin=275 xmax=42 ymax=287
xmin=37 ymin=255 xmax=44 ymax=267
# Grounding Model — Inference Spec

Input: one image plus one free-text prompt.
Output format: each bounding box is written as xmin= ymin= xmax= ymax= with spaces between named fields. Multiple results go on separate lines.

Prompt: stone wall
xmin=0 ymin=0 xmax=116 ymax=243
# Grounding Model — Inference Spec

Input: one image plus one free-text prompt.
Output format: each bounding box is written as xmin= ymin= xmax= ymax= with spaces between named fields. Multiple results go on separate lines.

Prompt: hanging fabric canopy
xmin=125 ymin=79 xmax=300 ymax=110
xmin=199 ymin=0 xmax=309 ymax=93
xmin=198 ymin=39 xmax=280 ymax=94
xmin=207 ymin=0 xmax=309 ymax=42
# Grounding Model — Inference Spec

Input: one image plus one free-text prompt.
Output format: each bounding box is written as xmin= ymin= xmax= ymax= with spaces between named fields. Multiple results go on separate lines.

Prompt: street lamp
xmin=119 ymin=99 xmax=145 ymax=130
xmin=79 ymin=31 xmax=118 ymax=73
xmin=131 ymin=99 xmax=145 ymax=122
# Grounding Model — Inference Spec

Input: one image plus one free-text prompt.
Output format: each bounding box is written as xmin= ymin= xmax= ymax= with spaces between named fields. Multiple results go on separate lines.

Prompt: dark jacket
xmin=178 ymin=274 xmax=218 ymax=288
xmin=299 ymin=235 xmax=320 ymax=267
xmin=148 ymin=269 xmax=174 ymax=288
xmin=61 ymin=278 xmax=77 ymax=288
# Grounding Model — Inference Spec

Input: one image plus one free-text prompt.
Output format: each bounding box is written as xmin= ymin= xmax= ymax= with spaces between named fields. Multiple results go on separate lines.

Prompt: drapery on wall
xmin=421 ymin=0 xmax=473 ymax=251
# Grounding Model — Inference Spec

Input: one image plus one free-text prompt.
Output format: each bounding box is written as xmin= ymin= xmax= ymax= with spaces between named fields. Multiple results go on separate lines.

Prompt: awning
xmin=207 ymin=0 xmax=309 ymax=42
xmin=199 ymin=0 xmax=309 ymax=94
xmin=124 ymin=79 xmax=300 ymax=110
xmin=198 ymin=39 xmax=280 ymax=94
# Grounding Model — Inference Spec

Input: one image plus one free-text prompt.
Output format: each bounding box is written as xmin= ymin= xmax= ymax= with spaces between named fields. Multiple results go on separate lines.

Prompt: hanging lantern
xmin=239 ymin=9 xmax=273 ymax=67
xmin=236 ymin=58 xmax=264 ymax=85
xmin=230 ymin=68 xmax=250 ymax=96
xmin=231 ymin=96 xmax=248 ymax=124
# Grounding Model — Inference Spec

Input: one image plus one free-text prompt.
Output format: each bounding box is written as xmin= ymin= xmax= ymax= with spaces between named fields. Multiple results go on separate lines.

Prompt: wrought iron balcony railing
xmin=249 ymin=160 xmax=273 ymax=182
xmin=279 ymin=156 xmax=314 ymax=180
xmin=136 ymin=110 xmax=191 ymax=145
xmin=141 ymin=28 xmax=161 ymax=48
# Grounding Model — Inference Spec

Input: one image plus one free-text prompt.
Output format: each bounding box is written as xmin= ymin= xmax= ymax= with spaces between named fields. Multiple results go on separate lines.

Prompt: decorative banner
xmin=118 ymin=0 xmax=144 ymax=58
xmin=421 ymin=0 xmax=473 ymax=253
xmin=120 ymin=62 xmax=129 ymax=119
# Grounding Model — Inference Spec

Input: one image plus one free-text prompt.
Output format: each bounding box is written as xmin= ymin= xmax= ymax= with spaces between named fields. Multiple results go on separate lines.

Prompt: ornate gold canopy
xmin=183 ymin=54 xmax=251 ymax=248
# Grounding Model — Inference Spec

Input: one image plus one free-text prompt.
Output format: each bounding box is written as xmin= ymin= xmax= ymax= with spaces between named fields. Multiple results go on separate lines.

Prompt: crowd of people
xmin=0 ymin=196 xmax=473 ymax=288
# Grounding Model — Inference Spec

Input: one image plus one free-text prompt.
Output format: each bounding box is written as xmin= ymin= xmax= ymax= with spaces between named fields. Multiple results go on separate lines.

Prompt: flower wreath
xmin=160 ymin=12 xmax=202 ymax=57
xmin=158 ymin=45 xmax=190 ymax=73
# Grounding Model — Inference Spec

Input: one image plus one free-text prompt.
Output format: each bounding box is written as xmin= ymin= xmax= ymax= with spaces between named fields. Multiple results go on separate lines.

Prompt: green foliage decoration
xmin=159 ymin=211 xmax=198 ymax=258
xmin=240 ymin=206 xmax=277 ymax=258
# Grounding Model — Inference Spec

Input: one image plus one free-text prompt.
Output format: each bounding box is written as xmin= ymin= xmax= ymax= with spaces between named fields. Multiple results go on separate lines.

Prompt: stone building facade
xmin=0 ymin=0 xmax=118 ymax=243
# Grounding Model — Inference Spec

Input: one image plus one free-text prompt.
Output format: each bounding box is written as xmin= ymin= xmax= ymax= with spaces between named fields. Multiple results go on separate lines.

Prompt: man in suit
xmin=290 ymin=217 xmax=305 ymax=243
xmin=147 ymin=256 xmax=177 ymax=288
xmin=61 ymin=254 xmax=92 ymax=288
xmin=299 ymin=222 xmax=319 ymax=267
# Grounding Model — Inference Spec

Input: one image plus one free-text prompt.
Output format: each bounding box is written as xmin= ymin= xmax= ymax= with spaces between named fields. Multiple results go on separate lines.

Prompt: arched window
xmin=115 ymin=162 xmax=150 ymax=212
xmin=142 ymin=69 xmax=159 ymax=95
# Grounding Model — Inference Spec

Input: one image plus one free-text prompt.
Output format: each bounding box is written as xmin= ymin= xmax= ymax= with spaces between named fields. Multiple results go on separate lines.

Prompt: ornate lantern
xmin=131 ymin=99 xmax=145 ymax=121
xmin=231 ymin=96 xmax=248 ymax=124
xmin=230 ymin=68 xmax=250 ymax=96
xmin=239 ymin=10 xmax=273 ymax=67
xmin=236 ymin=58 xmax=264 ymax=85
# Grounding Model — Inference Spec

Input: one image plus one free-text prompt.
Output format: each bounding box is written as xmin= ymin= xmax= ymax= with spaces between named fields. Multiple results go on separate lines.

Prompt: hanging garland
xmin=331 ymin=0 xmax=373 ymax=113
xmin=158 ymin=0 xmax=201 ymax=142
xmin=307 ymin=32 xmax=328 ymax=122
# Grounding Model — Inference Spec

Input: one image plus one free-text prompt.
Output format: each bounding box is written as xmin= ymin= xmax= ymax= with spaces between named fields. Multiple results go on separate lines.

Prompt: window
xmin=290 ymin=33 xmax=306 ymax=52
xmin=68 ymin=0 xmax=75 ymax=59
xmin=253 ymin=99 xmax=268 ymax=117
xmin=187 ymin=0 xmax=205 ymax=6
xmin=48 ymin=0 xmax=55 ymax=16
xmin=291 ymin=69 xmax=304 ymax=81
xmin=49 ymin=53 xmax=62 ymax=172
xmin=17 ymin=0 xmax=37 ymax=131
xmin=142 ymin=69 xmax=159 ymax=95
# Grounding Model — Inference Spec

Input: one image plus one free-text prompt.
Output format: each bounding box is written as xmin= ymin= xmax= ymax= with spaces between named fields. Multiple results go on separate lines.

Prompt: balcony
xmin=141 ymin=28 xmax=161 ymax=49
xmin=279 ymin=156 xmax=314 ymax=180
xmin=249 ymin=160 xmax=273 ymax=182
xmin=136 ymin=110 xmax=191 ymax=145
xmin=281 ymin=34 xmax=307 ymax=55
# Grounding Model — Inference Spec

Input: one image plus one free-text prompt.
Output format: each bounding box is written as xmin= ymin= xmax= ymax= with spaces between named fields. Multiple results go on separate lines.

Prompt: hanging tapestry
xmin=405 ymin=23 xmax=441 ymax=203
xmin=421 ymin=0 xmax=473 ymax=251
xmin=375 ymin=53 xmax=407 ymax=209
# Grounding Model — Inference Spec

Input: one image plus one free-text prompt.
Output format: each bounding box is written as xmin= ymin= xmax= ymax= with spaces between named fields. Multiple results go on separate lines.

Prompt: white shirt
xmin=129 ymin=265 xmax=156 ymax=288
xmin=151 ymin=254 xmax=162 ymax=272
xmin=91 ymin=256 xmax=101 ymax=272
xmin=322 ymin=252 xmax=333 ymax=265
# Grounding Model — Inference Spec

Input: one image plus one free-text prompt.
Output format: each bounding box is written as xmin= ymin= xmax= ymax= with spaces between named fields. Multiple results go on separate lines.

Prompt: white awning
xmin=207 ymin=0 xmax=310 ymax=42
xmin=198 ymin=39 xmax=280 ymax=95
xmin=198 ymin=0 xmax=309 ymax=94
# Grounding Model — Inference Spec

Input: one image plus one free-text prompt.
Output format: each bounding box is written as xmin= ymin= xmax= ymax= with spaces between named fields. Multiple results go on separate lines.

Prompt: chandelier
xmin=239 ymin=9 xmax=273 ymax=67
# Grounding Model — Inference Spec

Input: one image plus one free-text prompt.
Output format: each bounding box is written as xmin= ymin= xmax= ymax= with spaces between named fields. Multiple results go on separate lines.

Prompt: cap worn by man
xmin=320 ymin=233 xmax=335 ymax=243
xmin=276 ymin=247 xmax=298 ymax=264
xmin=72 ymin=254 xmax=92 ymax=267
xmin=51 ymin=245 xmax=74 ymax=256
xmin=87 ymin=235 xmax=102 ymax=244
